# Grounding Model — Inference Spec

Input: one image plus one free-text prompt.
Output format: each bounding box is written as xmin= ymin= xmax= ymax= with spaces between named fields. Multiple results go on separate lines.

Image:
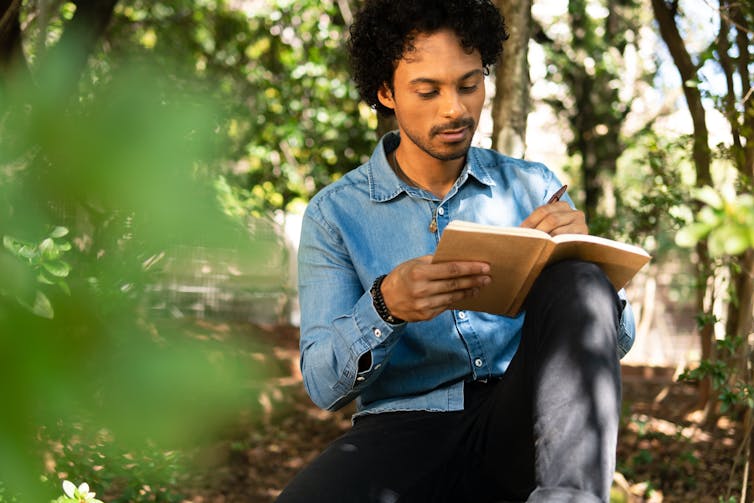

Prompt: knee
xmin=524 ymin=260 xmax=622 ymax=362
xmin=526 ymin=260 xmax=620 ymax=321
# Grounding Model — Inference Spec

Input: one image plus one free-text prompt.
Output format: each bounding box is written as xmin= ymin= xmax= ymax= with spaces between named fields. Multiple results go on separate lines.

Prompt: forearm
xmin=297 ymin=210 xmax=406 ymax=410
xmin=299 ymin=285 xmax=404 ymax=410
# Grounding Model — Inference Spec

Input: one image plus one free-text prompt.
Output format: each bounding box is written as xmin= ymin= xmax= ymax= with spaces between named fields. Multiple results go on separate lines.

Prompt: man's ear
xmin=377 ymin=83 xmax=396 ymax=111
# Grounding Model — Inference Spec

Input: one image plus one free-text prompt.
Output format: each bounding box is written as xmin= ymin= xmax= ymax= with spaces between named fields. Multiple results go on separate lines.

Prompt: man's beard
xmin=402 ymin=117 xmax=476 ymax=161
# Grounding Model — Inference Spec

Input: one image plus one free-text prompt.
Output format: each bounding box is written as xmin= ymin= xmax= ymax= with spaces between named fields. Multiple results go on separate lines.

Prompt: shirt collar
xmin=367 ymin=131 xmax=496 ymax=203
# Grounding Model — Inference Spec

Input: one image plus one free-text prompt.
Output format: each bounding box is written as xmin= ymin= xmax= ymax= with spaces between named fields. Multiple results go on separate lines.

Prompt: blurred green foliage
xmin=677 ymin=187 xmax=754 ymax=257
xmin=1 ymin=0 xmax=750 ymax=500
xmin=2 ymin=1 xmax=379 ymax=499
xmin=87 ymin=0 xmax=376 ymax=213
xmin=0 ymin=48 xmax=273 ymax=501
xmin=41 ymin=402 xmax=204 ymax=502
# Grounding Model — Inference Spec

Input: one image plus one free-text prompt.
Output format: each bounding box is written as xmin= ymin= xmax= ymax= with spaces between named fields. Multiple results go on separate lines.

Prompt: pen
xmin=547 ymin=184 xmax=567 ymax=204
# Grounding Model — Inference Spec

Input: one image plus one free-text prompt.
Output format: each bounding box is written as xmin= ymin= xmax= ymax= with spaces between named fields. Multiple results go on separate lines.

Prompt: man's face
xmin=378 ymin=29 xmax=485 ymax=162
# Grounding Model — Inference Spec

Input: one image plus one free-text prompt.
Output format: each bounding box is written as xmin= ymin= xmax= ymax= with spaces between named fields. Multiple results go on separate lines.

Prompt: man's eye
xmin=418 ymin=90 xmax=438 ymax=99
xmin=460 ymin=85 xmax=478 ymax=93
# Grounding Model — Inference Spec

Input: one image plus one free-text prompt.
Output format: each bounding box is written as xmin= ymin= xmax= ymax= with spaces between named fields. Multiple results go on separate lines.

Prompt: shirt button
xmin=437 ymin=207 xmax=445 ymax=216
xmin=373 ymin=328 xmax=382 ymax=338
xmin=474 ymin=358 xmax=483 ymax=368
xmin=374 ymin=363 xmax=381 ymax=370
xmin=458 ymin=311 xmax=467 ymax=320
xmin=356 ymin=376 xmax=366 ymax=382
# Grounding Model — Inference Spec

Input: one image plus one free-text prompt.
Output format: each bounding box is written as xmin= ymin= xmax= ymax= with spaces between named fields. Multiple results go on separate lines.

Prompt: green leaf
xmin=718 ymin=228 xmax=750 ymax=256
xmin=37 ymin=272 xmax=55 ymax=285
xmin=675 ymin=222 xmax=712 ymax=248
xmin=724 ymin=236 xmax=749 ymax=256
xmin=39 ymin=238 xmax=56 ymax=256
xmin=30 ymin=291 xmax=54 ymax=319
xmin=698 ymin=206 xmax=722 ymax=225
xmin=50 ymin=226 xmax=69 ymax=238
xmin=708 ymin=233 xmax=727 ymax=257
xmin=3 ymin=236 xmax=23 ymax=255
xmin=693 ymin=186 xmax=723 ymax=209
xmin=42 ymin=260 xmax=71 ymax=278
xmin=17 ymin=245 xmax=37 ymax=260
xmin=57 ymin=280 xmax=71 ymax=296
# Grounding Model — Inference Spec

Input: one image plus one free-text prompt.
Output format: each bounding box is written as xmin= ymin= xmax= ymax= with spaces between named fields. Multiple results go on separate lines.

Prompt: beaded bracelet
xmin=370 ymin=274 xmax=405 ymax=325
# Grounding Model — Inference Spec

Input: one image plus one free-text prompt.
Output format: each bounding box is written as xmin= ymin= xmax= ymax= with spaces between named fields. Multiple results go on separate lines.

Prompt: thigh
xmin=467 ymin=351 xmax=537 ymax=502
xmin=471 ymin=260 xmax=623 ymax=501
xmin=276 ymin=410 xmax=468 ymax=503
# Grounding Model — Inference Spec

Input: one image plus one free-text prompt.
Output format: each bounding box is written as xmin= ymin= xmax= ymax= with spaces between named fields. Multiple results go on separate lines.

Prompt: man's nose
xmin=441 ymin=91 xmax=465 ymax=118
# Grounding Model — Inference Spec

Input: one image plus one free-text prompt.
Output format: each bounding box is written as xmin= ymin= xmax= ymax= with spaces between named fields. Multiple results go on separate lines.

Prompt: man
xmin=278 ymin=0 xmax=635 ymax=501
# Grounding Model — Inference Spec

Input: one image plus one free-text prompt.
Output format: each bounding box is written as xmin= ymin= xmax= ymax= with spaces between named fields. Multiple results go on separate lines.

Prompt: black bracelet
xmin=370 ymin=274 xmax=405 ymax=325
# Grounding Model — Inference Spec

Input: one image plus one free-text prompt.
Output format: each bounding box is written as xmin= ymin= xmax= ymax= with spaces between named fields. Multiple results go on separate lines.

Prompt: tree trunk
xmin=720 ymin=0 xmax=754 ymax=378
xmin=37 ymin=0 xmax=119 ymax=95
xmin=651 ymin=0 xmax=715 ymax=412
xmin=696 ymin=240 xmax=715 ymax=410
xmin=729 ymin=4 xmax=753 ymax=181
xmin=650 ymin=0 xmax=711 ymax=184
xmin=491 ymin=0 xmax=531 ymax=158
xmin=377 ymin=115 xmax=398 ymax=139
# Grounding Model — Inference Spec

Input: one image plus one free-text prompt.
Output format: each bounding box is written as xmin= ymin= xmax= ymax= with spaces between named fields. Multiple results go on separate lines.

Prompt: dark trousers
xmin=277 ymin=260 xmax=623 ymax=503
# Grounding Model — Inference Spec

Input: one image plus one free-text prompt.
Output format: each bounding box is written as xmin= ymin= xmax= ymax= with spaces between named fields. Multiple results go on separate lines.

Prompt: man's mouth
xmin=436 ymin=127 xmax=469 ymax=142
xmin=432 ymin=119 xmax=475 ymax=142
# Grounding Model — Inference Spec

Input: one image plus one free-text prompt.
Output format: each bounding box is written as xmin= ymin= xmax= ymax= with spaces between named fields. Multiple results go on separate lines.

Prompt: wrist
xmin=370 ymin=274 xmax=405 ymax=325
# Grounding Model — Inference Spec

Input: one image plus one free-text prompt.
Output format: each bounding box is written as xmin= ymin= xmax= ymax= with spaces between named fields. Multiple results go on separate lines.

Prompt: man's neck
xmin=392 ymin=144 xmax=466 ymax=199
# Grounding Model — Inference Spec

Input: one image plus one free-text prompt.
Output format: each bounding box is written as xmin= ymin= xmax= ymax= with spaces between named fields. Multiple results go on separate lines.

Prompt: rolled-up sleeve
xmin=297 ymin=206 xmax=405 ymax=411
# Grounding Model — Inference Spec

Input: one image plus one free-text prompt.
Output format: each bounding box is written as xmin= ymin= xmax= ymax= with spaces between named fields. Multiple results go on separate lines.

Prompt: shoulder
xmin=305 ymin=162 xmax=370 ymax=222
xmin=469 ymin=147 xmax=555 ymax=181
xmin=467 ymin=147 xmax=562 ymax=207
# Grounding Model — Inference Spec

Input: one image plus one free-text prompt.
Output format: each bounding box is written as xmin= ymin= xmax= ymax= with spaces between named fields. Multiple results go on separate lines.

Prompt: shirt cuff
xmin=616 ymin=289 xmax=636 ymax=359
xmin=330 ymin=292 xmax=405 ymax=396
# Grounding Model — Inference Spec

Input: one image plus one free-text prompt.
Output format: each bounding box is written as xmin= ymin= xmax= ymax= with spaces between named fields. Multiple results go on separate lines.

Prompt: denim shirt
xmin=298 ymin=132 xmax=636 ymax=416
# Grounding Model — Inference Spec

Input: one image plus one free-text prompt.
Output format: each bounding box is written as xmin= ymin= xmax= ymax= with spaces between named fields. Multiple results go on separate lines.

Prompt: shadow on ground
xmin=183 ymin=322 xmax=743 ymax=503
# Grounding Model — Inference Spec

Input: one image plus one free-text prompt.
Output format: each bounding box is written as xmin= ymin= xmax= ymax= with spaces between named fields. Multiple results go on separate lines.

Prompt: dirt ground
xmin=185 ymin=323 xmax=744 ymax=503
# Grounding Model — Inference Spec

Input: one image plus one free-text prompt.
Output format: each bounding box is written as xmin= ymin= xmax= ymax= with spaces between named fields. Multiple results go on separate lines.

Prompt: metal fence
xmin=146 ymin=216 xmax=296 ymax=326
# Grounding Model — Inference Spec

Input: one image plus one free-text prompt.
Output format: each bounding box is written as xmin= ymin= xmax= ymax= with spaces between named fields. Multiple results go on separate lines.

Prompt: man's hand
xmin=380 ymin=256 xmax=491 ymax=322
xmin=521 ymin=201 xmax=587 ymax=236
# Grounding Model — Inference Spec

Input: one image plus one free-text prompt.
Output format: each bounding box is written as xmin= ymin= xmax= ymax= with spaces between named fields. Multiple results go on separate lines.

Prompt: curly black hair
xmin=347 ymin=0 xmax=508 ymax=117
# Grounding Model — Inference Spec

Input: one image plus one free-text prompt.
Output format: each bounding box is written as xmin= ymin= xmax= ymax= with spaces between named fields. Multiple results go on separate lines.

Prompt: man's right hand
xmin=379 ymin=255 xmax=491 ymax=322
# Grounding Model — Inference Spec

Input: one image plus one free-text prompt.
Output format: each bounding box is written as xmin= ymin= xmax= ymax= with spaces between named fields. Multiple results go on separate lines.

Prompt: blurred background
xmin=0 ymin=0 xmax=752 ymax=502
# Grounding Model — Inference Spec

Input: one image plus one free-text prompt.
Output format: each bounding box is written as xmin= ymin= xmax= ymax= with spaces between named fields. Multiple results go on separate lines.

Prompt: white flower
xmin=62 ymin=481 xmax=76 ymax=498
xmin=60 ymin=480 xmax=103 ymax=503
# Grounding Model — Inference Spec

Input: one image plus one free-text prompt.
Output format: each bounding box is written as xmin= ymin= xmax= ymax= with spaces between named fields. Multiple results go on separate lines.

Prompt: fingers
xmin=420 ymin=258 xmax=490 ymax=280
xmin=521 ymin=201 xmax=587 ymax=235
xmin=402 ymin=284 xmax=484 ymax=320
xmin=381 ymin=257 xmax=491 ymax=322
xmin=396 ymin=261 xmax=491 ymax=297
xmin=412 ymin=254 xmax=489 ymax=270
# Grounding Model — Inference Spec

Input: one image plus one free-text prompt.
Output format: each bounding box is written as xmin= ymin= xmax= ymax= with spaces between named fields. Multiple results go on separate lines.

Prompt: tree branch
xmin=0 ymin=0 xmax=31 ymax=83
xmin=335 ymin=0 xmax=353 ymax=26
xmin=651 ymin=0 xmax=711 ymax=186
xmin=716 ymin=0 xmax=743 ymax=156
xmin=38 ymin=0 xmax=119 ymax=95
